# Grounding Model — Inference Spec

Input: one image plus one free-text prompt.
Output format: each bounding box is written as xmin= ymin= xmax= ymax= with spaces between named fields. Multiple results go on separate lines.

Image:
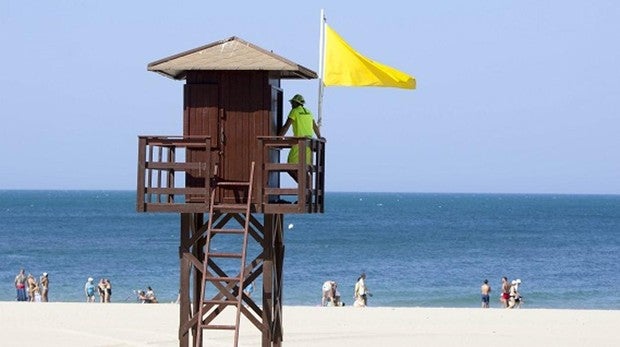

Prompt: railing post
xmin=204 ymin=137 xmax=211 ymax=206
xmin=256 ymin=138 xmax=265 ymax=211
xmin=298 ymin=138 xmax=307 ymax=213
xmin=168 ymin=146 xmax=175 ymax=203
xmin=137 ymin=137 xmax=147 ymax=212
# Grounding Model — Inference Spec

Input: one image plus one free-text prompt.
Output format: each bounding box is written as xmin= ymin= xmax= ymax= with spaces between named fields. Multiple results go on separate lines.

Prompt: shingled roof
xmin=147 ymin=36 xmax=317 ymax=80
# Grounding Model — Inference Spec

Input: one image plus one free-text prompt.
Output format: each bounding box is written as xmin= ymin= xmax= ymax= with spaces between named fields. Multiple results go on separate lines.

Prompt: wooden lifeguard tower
xmin=136 ymin=37 xmax=325 ymax=346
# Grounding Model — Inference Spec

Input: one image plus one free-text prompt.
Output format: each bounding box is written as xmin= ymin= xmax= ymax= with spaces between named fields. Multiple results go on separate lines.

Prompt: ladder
xmin=195 ymin=162 xmax=255 ymax=347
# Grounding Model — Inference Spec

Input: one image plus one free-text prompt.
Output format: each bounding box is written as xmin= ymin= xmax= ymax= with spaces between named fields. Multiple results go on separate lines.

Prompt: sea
xmin=1 ymin=190 xmax=618 ymax=309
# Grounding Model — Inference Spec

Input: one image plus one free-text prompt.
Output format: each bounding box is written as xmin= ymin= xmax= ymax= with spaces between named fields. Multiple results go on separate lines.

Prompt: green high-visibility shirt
xmin=288 ymin=106 xmax=315 ymax=138
xmin=287 ymin=106 xmax=315 ymax=164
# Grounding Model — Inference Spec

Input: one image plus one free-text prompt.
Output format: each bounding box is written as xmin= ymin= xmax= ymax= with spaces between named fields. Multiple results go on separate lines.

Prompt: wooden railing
xmin=256 ymin=136 xmax=326 ymax=214
xmin=137 ymin=136 xmax=211 ymax=212
xmin=137 ymin=135 xmax=325 ymax=214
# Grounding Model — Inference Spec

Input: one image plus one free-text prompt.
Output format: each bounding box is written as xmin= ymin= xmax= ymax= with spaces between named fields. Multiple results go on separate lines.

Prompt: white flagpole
xmin=317 ymin=9 xmax=326 ymax=128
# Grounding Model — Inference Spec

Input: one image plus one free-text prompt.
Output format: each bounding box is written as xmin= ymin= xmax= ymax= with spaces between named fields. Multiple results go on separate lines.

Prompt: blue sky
xmin=2 ymin=1 xmax=619 ymax=194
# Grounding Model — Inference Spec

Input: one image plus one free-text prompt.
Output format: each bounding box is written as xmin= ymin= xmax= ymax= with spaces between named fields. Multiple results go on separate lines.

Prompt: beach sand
xmin=1 ymin=302 xmax=618 ymax=346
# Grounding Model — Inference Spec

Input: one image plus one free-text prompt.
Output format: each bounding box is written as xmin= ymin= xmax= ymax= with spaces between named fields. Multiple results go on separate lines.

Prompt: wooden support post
xmin=179 ymin=213 xmax=191 ymax=347
xmin=262 ymin=214 xmax=284 ymax=346
xmin=179 ymin=212 xmax=205 ymax=347
xmin=262 ymin=214 xmax=274 ymax=347
xmin=273 ymin=216 xmax=284 ymax=346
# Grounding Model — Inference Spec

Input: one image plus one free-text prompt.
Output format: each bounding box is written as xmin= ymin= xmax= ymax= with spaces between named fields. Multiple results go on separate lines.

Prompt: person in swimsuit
xmin=500 ymin=276 xmax=510 ymax=308
xmin=104 ymin=279 xmax=112 ymax=303
xmin=354 ymin=273 xmax=370 ymax=307
xmin=85 ymin=277 xmax=96 ymax=302
xmin=480 ymin=279 xmax=491 ymax=308
xmin=14 ymin=269 xmax=27 ymax=302
xmin=97 ymin=278 xmax=106 ymax=303
xmin=40 ymin=272 xmax=49 ymax=302
xmin=26 ymin=274 xmax=38 ymax=302
xmin=508 ymin=279 xmax=522 ymax=308
xmin=322 ymin=280 xmax=336 ymax=306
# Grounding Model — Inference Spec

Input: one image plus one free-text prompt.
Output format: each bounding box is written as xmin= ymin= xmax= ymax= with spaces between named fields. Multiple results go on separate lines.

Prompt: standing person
xmin=104 ymin=279 xmax=112 ymax=303
xmin=97 ymin=278 xmax=106 ymax=303
xmin=278 ymin=94 xmax=322 ymax=182
xmin=244 ymin=282 xmax=254 ymax=299
xmin=354 ymin=273 xmax=369 ymax=307
xmin=508 ymin=279 xmax=522 ymax=308
xmin=26 ymin=274 xmax=38 ymax=302
xmin=500 ymin=277 xmax=510 ymax=308
xmin=85 ymin=277 xmax=96 ymax=302
xmin=14 ymin=269 xmax=27 ymax=302
xmin=480 ymin=279 xmax=491 ymax=308
xmin=321 ymin=280 xmax=336 ymax=306
xmin=40 ymin=273 xmax=49 ymax=302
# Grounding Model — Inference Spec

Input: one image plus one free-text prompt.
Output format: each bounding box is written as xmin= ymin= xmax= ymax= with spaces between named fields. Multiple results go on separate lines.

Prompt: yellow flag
xmin=323 ymin=24 xmax=416 ymax=89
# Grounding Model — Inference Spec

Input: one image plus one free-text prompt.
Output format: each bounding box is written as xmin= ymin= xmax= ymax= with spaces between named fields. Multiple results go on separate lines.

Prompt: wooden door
xmin=183 ymin=83 xmax=220 ymax=189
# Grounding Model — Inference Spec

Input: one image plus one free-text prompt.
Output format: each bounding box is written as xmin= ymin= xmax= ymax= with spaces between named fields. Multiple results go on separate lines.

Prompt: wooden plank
xmin=144 ymin=203 xmax=209 ymax=213
xmin=145 ymin=162 xmax=207 ymax=171
xmin=145 ymin=187 xmax=207 ymax=195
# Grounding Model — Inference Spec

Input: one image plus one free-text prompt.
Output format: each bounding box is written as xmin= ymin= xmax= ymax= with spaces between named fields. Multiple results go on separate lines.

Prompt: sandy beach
xmin=1 ymin=302 xmax=618 ymax=347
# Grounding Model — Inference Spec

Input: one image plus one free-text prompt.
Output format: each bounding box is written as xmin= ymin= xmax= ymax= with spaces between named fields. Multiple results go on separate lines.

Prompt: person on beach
xmin=481 ymin=279 xmax=491 ymax=308
xmin=27 ymin=274 xmax=38 ymax=302
xmin=40 ymin=272 xmax=49 ymax=302
xmin=136 ymin=290 xmax=149 ymax=303
xmin=333 ymin=282 xmax=343 ymax=306
xmin=14 ymin=269 xmax=28 ymax=301
xmin=85 ymin=277 xmax=96 ymax=302
xmin=322 ymin=280 xmax=336 ymax=306
xmin=354 ymin=273 xmax=370 ymax=307
xmin=500 ymin=277 xmax=510 ymax=308
xmin=244 ymin=282 xmax=254 ymax=298
xmin=97 ymin=278 xmax=107 ymax=302
xmin=104 ymin=279 xmax=112 ymax=303
xmin=136 ymin=287 xmax=158 ymax=303
xmin=145 ymin=286 xmax=157 ymax=303
xmin=278 ymin=94 xmax=322 ymax=182
xmin=508 ymin=279 xmax=522 ymax=308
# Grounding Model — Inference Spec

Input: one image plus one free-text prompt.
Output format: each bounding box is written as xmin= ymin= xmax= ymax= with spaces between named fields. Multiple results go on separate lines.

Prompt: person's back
xmin=481 ymin=279 xmax=491 ymax=308
xmin=289 ymin=106 xmax=315 ymax=138
xmin=278 ymin=94 xmax=322 ymax=172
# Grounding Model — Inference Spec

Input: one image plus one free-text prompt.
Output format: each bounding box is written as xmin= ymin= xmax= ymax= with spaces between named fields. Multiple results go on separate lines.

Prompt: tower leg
xmin=178 ymin=212 xmax=284 ymax=346
xmin=179 ymin=213 xmax=204 ymax=347
xmin=263 ymin=214 xmax=284 ymax=347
